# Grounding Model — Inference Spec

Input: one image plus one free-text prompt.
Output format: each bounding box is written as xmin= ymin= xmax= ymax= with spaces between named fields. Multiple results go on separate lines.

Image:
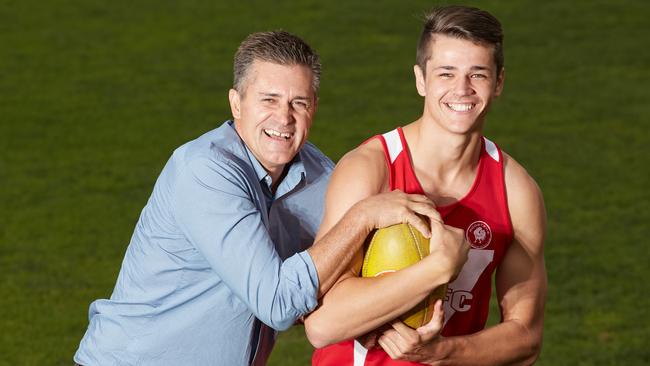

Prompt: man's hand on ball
xmin=355 ymin=190 xmax=442 ymax=238
xmin=377 ymin=300 xmax=445 ymax=362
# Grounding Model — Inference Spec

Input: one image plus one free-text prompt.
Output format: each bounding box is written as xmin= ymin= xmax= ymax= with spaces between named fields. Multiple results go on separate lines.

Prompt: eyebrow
xmin=434 ymin=65 xmax=491 ymax=71
xmin=258 ymin=92 xmax=312 ymax=101
xmin=258 ymin=92 xmax=282 ymax=98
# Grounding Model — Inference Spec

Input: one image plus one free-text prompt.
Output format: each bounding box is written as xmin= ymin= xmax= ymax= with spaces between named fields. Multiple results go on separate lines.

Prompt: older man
xmin=74 ymin=31 xmax=441 ymax=366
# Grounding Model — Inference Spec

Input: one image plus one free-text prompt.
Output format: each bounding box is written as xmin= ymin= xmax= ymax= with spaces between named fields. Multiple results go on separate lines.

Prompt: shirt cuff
xmin=288 ymin=250 xmax=320 ymax=313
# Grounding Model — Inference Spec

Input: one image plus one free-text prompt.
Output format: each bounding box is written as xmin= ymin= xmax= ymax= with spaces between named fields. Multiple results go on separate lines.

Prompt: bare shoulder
xmin=503 ymin=153 xmax=547 ymax=250
xmin=330 ymin=138 xmax=388 ymax=194
xmin=336 ymin=138 xmax=386 ymax=172
xmin=503 ymin=153 xmax=543 ymax=200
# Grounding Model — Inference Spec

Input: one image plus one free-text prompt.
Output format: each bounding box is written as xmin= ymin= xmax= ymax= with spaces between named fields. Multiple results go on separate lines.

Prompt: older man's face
xmin=229 ymin=60 xmax=317 ymax=181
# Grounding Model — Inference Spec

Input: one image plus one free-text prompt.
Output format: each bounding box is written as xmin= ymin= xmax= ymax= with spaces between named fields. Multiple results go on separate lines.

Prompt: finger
xmin=378 ymin=335 xmax=401 ymax=360
xmin=401 ymin=193 xmax=438 ymax=213
xmin=390 ymin=320 xmax=419 ymax=341
xmin=416 ymin=300 xmax=444 ymax=341
xmin=403 ymin=211 xmax=432 ymax=238
xmin=388 ymin=321 xmax=421 ymax=354
xmin=409 ymin=202 xmax=443 ymax=225
xmin=403 ymin=193 xmax=434 ymax=205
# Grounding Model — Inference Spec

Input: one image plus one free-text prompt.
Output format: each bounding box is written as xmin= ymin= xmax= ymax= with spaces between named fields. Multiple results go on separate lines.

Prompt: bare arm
xmin=305 ymin=142 xmax=468 ymax=348
xmin=378 ymin=154 xmax=547 ymax=365
xmin=306 ymin=143 xmax=442 ymax=299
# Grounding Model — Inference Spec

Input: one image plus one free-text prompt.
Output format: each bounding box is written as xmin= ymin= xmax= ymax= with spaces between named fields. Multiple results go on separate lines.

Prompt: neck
xmin=268 ymin=165 xmax=289 ymax=193
xmin=402 ymin=117 xmax=483 ymax=205
xmin=407 ymin=118 xmax=482 ymax=174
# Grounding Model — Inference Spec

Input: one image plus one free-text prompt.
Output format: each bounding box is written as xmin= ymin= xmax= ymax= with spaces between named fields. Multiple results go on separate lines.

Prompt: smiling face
xmin=414 ymin=34 xmax=504 ymax=135
xmin=229 ymin=60 xmax=316 ymax=181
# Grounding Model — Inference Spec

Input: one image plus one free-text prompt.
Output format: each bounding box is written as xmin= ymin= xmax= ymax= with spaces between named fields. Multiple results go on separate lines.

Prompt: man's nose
xmin=454 ymin=76 xmax=474 ymax=96
xmin=276 ymin=102 xmax=294 ymax=124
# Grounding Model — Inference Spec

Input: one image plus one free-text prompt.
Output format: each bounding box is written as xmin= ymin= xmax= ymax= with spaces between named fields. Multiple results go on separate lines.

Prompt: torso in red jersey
xmin=312 ymin=127 xmax=513 ymax=366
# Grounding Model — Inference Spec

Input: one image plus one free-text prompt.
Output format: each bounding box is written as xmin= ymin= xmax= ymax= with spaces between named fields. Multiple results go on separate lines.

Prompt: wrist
xmin=347 ymin=199 xmax=374 ymax=235
xmin=421 ymin=336 xmax=453 ymax=365
xmin=421 ymin=255 xmax=454 ymax=287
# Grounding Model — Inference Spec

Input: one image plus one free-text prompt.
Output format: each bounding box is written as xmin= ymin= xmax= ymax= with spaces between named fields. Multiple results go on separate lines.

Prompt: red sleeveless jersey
xmin=312 ymin=127 xmax=513 ymax=366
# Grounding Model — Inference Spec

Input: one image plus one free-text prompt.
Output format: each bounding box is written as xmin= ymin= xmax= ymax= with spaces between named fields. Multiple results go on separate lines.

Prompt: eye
xmin=262 ymin=98 xmax=277 ymax=104
xmin=439 ymin=73 xmax=453 ymax=79
xmin=470 ymin=74 xmax=488 ymax=79
xmin=292 ymin=100 xmax=310 ymax=110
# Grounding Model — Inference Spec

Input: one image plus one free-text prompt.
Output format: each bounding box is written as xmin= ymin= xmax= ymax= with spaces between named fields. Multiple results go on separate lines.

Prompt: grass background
xmin=1 ymin=0 xmax=649 ymax=365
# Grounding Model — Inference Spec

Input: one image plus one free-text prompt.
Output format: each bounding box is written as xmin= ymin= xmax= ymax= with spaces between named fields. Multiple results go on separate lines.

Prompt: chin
xmin=270 ymin=152 xmax=297 ymax=165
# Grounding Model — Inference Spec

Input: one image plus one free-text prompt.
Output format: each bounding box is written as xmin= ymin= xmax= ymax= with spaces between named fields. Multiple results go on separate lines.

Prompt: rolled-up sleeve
xmin=171 ymin=154 xmax=319 ymax=330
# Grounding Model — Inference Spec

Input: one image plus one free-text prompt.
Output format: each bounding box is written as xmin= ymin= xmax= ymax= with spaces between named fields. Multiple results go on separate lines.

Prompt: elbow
xmin=524 ymin=339 xmax=543 ymax=365
xmin=258 ymin=305 xmax=301 ymax=331
xmin=518 ymin=330 xmax=543 ymax=366
xmin=260 ymin=290 xmax=318 ymax=331
xmin=264 ymin=312 xmax=298 ymax=331
xmin=270 ymin=318 xmax=294 ymax=332
xmin=503 ymin=318 xmax=543 ymax=366
xmin=304 ymin=315 xmax=340 ymax=349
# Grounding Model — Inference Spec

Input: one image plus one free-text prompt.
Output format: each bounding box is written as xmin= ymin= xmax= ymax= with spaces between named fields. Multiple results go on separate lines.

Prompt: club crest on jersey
xmin=466 ymin=221 xmax=492 ymax=249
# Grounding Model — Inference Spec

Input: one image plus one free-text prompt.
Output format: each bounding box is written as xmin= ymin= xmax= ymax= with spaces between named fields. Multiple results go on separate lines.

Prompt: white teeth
xmin=264 ymin=129 xmax=292 ymax=140
xmin=446 ymin=103 xmax=474 ymax=112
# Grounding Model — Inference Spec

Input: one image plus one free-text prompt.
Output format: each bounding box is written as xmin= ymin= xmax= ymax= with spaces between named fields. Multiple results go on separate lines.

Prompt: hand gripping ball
xmin=361 ymin=223 xmax=447 ymax=328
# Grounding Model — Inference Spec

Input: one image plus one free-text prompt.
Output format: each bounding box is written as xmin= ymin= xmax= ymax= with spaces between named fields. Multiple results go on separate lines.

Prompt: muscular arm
xmin=305 ymin=142 xmax=467 ymax=348
xmin=381 ymin=154 xmax=548 ymax=365
xmin=306 ymin=141 xmax=443 ymax=299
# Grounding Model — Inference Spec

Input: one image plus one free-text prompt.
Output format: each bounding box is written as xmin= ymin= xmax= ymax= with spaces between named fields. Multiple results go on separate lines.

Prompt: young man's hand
xmin=377 ymin=300 xmax=445 ymax=363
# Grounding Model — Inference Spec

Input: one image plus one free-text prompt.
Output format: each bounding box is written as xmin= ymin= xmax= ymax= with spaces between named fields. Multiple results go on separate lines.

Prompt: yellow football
xmin=361 ymin=223 xmax=447 ymax=328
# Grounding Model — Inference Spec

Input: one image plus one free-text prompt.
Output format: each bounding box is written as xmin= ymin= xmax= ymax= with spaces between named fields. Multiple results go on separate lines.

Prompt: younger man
xmin=306 ymin=6 xmax=547 ymax=365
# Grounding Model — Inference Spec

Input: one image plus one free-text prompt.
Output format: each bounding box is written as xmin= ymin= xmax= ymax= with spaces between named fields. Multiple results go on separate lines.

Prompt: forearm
xmin=307 ymin=203 xmax=372 ymax=297
xmin=429 ymin=320 xmax=542 ymax=366
xmin=305 ymin=257 xmax=449 ymax=348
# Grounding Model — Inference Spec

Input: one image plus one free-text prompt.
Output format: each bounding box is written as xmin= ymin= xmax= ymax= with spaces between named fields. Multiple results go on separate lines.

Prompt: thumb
xmin=416 ymin=299 xmax=444 ymax=342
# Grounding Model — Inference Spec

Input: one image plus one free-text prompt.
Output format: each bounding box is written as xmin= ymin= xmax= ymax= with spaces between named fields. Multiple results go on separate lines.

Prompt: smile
xmin=264 ymin=128 xmax=293 ymax=140
xmin=445 ymin=103 xmax=475 ymax=112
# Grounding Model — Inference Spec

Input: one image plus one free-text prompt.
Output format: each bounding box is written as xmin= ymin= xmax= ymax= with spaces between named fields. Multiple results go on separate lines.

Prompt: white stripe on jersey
xmin=382 ymin=130 xmax=403 ymax=163
xmin=353 ymin=340 xmax=368 ymax=366
xmin=483 ymin=137 xmax=500 ymax=162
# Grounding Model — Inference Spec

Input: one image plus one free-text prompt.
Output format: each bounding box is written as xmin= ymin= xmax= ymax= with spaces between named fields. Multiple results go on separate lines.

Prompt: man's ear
xmin=228 ymin=89 xmax=242 ymax=119
xmin=414 ymin=64 xmax=426 ymax=97
xmin=494 ymin=68 xmax=505 ymax=97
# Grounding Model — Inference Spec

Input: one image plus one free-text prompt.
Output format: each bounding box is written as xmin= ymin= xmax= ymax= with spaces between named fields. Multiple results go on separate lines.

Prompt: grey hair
xmin=233 ymin=30 xmax=321 ymax=95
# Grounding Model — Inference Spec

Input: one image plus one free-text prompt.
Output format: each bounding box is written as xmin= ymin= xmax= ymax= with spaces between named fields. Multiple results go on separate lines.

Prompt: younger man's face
xmin=415 ymin=34 xmax=504 ymax=135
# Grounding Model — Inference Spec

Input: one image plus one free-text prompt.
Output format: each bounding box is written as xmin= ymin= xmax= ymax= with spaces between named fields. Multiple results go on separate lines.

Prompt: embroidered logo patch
xmin=466 ymin=221 xmax=492 ymax=249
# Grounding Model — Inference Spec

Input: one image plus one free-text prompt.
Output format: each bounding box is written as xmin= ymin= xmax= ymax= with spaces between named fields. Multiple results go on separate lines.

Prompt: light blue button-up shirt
xmin=74 ymin=121 xmax=334 ymax=365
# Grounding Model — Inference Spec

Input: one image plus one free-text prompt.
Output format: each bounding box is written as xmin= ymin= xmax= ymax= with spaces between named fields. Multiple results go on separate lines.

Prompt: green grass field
xmin=1 ymin=0 xmax=649 ymax=365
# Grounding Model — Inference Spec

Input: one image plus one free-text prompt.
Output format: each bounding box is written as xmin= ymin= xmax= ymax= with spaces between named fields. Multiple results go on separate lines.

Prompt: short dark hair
xmin=233 ymin=30 xmax=321 ymax=95
xmin=416 ymin=5 xmax=504 ymax=75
